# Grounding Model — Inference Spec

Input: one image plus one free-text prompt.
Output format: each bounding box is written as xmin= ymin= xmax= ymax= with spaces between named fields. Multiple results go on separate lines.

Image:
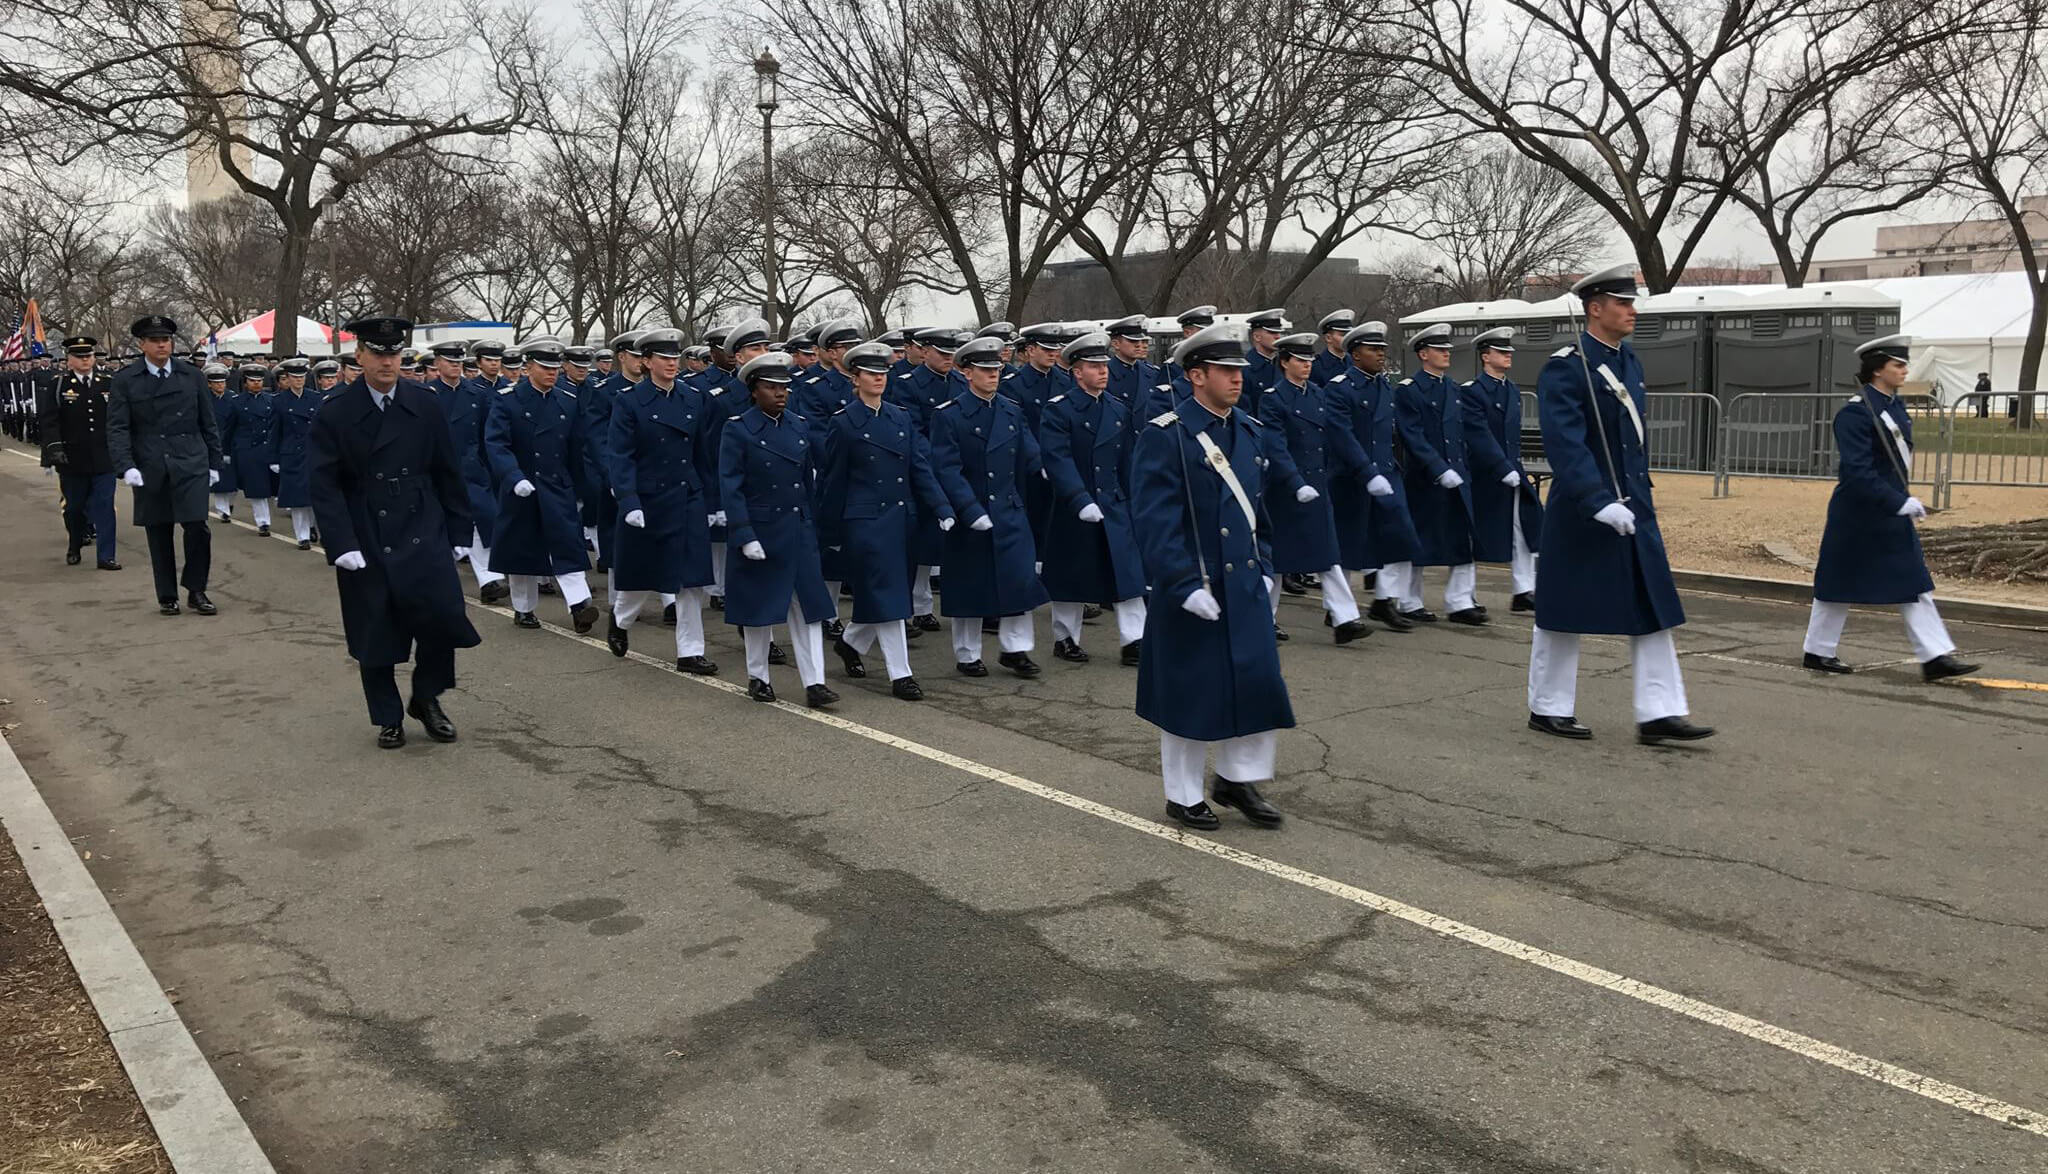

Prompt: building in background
xmin=1031 ymin=250 xmax=1390 ymax=329
xmin=1813 ymin=197 xmax=2048 ymax=282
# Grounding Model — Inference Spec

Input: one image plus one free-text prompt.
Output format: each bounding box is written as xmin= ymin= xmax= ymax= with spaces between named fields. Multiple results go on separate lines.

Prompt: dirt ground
xmin=0 ymin=828 xmax=167 ymax=1174
xmin=1651 ymin=472 xmax=2048 ymax=609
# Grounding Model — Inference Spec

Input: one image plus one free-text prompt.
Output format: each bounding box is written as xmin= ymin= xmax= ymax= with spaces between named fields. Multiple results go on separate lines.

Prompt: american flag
xmin=0 ymin=307 xmax=22 ymax=360
xmin=1 ymin=298 xmax=44 ymax=359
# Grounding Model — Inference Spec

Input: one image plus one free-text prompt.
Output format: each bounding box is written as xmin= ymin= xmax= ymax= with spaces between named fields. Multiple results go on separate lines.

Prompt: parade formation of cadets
xmin=9 ymin=269 xmax=1987 ymax=829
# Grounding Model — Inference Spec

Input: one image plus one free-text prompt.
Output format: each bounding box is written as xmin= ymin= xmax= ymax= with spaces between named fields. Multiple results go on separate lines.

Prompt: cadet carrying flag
xmin=2 ymin=298 xmax=48 ymax=358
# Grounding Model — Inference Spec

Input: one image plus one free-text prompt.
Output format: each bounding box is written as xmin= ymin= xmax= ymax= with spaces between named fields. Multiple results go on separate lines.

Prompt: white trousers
xmin=583 ymin=525 xmax=599 ymax=552
xmin=1803 ymin=595 xmax=1955 ymax=663
xmin=1375 ymin=560 xmax=1412 ymax=603
xmin=844 ymin=620 xmax=913 ymax=680
xmin=1444 ymin=563 xmax=1478 ymax=611
xmin=709 ymin=542 xmax=726 ymax=598
xmin=249 ymin=497 xmax=272 ymax=527
xmin=509 ymin=571 xmax=591 ymax=613
xmin=468 ymin=526 xmax=503 ymax=586
xmin=953 ymin=613 xmax=1035 ymax=662
xmin=616 ymin=587 xmax=705 ymax=657
xmin=1159 ymin=730 xmax=1278 ymax=806
xmin=1271 ymin=565 xmax=1359 ymax=624
xmin=1051 ymin=597 xmax=1147 ymax=645
xmin=289 ymin=506 xmax=314 ymax=542
xmin=1528 ymin=626 xmax=1689 ymax=723
xmin=912 ymin=566 xmax=935 ymax=616
xmin=1510 ymin=506 xmax=1537 ymax=594
xmin=744 ymin=604 xmax=825 ymax=686
xmin=211 ymin=493 xmax=234 ymax=518
xmin=821 ymin=580 xmax=842 ymax=622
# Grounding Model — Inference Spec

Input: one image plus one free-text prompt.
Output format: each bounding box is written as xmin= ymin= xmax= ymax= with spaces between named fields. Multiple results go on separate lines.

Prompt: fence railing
xmin=1937 ymin=392 xmax=2048 ymax=507
xmin=1518 ymin=390 xmax=1720 ymax=479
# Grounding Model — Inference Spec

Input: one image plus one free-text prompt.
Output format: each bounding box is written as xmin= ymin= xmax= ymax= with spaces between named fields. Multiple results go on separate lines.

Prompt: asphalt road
xmin=2 ymin=442 xmax=2045 ymax=1174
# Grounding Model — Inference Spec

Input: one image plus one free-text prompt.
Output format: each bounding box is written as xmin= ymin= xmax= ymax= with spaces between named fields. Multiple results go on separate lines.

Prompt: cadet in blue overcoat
xmin=1261 ymin=333 xmax=1377 ymax=642
xmin=1311 ymin=309 xmax=1354 ymax=386
xmin=1527 ymin=265 xmax=1712 ymax=744
xmin=1103 ymin=315 xmax=1161 ymax=410
xmin=1321 ymin=323 xmax=1414 ymax=630
xmin=268 ymin=357 xmax=323 ymax=547
xmin=815 ymin=341 xmax=954 ymax=699
xmin=1038 ymin=333 xmax=1147 ymax=665
xmin=205 ymin=366 xmax=238 ymax=514
xmin=226 ymin=364 xmax=279 ymax=530
xmin=929 ymin=335 xmax=1048 ymax=678
xmin=1240 ymin=308 xmax=1287 ymax=419
xmin=1802 ymin=334 xmax=1976 ymax=681
xmin=1459 ymin=327 xmax=1543 ymax=611
xmin=449 ymin=342 xmax=508 ymax=600
xmin=1131 ymin=322 xmax=1301 ymax=832
xmin=563 ymin=344 xmax=616 ymax=575
xmin=1393 ymin=323 xmax=1483 ymax=623
xmin=720 ymin=353 xmax=840 ymax=708
xmin=1005 ymin=325 xmax=1067 ymax=550
xmin=701 ymin=318 xmax=776 ymax=608
xmin=893 ymin=328 xmax=968 ymax=625
xmin=307 ymin=316 xmax=481 ymax=750
xmin=794 ymin=320 xmax=861 ymax=423
xmin=482 ymin=338 xmax=601 ymax=632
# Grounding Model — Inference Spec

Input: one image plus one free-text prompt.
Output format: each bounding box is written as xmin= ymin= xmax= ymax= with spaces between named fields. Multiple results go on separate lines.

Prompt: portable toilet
xmin=1711 ymin=286 xmax=1900 ymax=476
xmin=1396 ymin=299 xmax=1541 ymax=382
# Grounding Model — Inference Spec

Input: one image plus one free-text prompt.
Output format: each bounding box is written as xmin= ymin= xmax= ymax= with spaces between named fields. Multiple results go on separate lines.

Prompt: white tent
xmin=210 ymin=311 xmax=352 ymax=356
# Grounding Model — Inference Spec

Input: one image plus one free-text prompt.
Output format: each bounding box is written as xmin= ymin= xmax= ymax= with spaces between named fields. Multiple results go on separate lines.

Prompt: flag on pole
xmin=206 ymin=330 xmax=219 ymax=361
xmin=21 ymin=298 xmax=46 ymax=357
xmin=0 ymin=305 xmax=24 ymax=360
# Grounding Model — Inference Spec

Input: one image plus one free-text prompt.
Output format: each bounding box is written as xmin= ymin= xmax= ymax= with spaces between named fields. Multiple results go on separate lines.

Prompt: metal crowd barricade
xmin=1938 ymin=392 xmax=2048 ymax=508
xmin=1519 ymin=390 xmax=1719 ymax=482
xmin=1714 ymin=392 xmax=1944 ymax=498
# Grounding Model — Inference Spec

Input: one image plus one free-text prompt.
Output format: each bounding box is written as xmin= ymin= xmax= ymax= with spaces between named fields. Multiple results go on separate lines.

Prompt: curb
xmin=1670 ymin=568 xmax=2048 ymax=630
xmin=0 ymin=731 xmax=278 ymax=1174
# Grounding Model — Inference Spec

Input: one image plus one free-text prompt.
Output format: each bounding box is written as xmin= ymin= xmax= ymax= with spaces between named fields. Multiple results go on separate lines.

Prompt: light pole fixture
xmin=754 ymin=47 xmax=781 ymax=326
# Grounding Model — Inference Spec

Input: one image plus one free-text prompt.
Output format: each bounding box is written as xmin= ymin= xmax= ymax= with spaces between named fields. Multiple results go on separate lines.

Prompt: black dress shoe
xmin=663 ymin=602 xmax=678 ymax=625
xmin=1922 ymin=654 xmax=1980 ymax=683
xmin=65 ymin=549 xmax=81 ymax=565
xmin=96 ymin=559 xmax=120 ymax=571
xmin=1273 ymin=625 xmax=1290 ymax=642
xmin=1081 ymin=604 xmax=1103 ymax=622
xmin=538 ymin=579 xmax=557 ymax=596
xmin=406 ymin=695 xmax=458 ymax=742
xmin=832 ymin=637 xmax=866 ymax=678
xmin=1368 ymin=599 xmax=1415 ymax=631
xmin=479 ymin=580 xmax=510 ymax=604
xmin=187 ymin=591 xmax=217 ymax=616
xmin=999 ymin=651 xmax=1041 ymax=678
xmin=1333 ymin=618 xmax=1373 ymax=644
xmin=1052 ymin=638 xmax=1089 ymax=663
xmin=1401 ymin=607 xmax=1439 ymax=623
xmin=607 ymin=614 xmax=629 ymax=657
xmin=707 ymin=595 xmax=723 ymax=612
xmin=1528 ymin=713 xmax=1593 ymax=739
xmin=1803 ymin=652 xmax=1853 ymax=674
xmin=747 ymin=677 xmax=776 ymax=703
xmin=595 ymin=557 xmax=609 ymax=573
xmin=1447 ymin=607 xmax=1489 ymax=626
xmin=904 ymin=620 xmax=925 ymax=639
xmin=981 ymin=616 xmax=1000 ymax=633
xmin=513 ymin=610 xmax=541 ymax=629
xmin=1210 ymin=778 xmax=1283 ymax=827
xmin=377 ymin=725 xmax=406 ymax=750
xmin=957 ymin=658 xmax=989 ymax=677
xmin=1637 ymin=716 xmax=1716 ymax=744
xmin=1166 ymin=801 xmax=1221 ymax=831
xmin=1280 ymin=573 xmax=1311 ymax=596
xmin=676 ymin=655 xmax=719 ymax=675
xmin=1120 ymin=640 xmax=1141 ymax=667
xmin=1510 ymin=592 xmax=1535 ymax=612
xmin=768 ymin=641 xmax=787 ymax=666
xmin=805 ymin=683 xmax=840 ymax=708
xmin=913 ymin=613 xmax=941 ymax=633
xmin=891 ymin=676 xmax=924 ymax=701
xmin=823 ymin=618 xmax=845 ymax=641
xmin=257 ymin=523 xmax=270 ymax=537
xmin=159 ymin=599 xmax=181 ymax=616
xmin=571 ymin=602 xmax=601 ymax=634
xmin=297 ymin=539 xmax=312 ymax=550
xmin=1323 ymin=611 xmax=1333 ymax=627
xmin=310 ymin=527 xmax=319 ymax=542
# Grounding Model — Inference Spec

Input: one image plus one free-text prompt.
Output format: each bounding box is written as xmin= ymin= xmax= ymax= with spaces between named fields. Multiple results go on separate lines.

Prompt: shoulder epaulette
xmin=497 ymin=386 xmax=514 ymax=394
xmin=935 ymin=398 xmax=958 ymax=411
xmin=1398 ymin=378 xmax=1413 ymax=386
xmin=1002 ymin=371 xmax=1015 ymax=380
xmin=1048 ymin=394 xmax=1064 ymax=405
xmin=1327 ymin=373 xmax=1347 ymax=383
xmin=1149 ymin=410 xmax=1179 ymax=427
xmin=1241 ymin=412 xmax=1264 ymax=426
xmin=1551 ymin=345 xmax=1576 ymax=359
xmin=1460 ymin=380 xmax=1475 ymax=389
xmin=560 ymin=389 xmax=576 ymax=399
xmin=1154 ymin=383 xmax=1173 ymax=392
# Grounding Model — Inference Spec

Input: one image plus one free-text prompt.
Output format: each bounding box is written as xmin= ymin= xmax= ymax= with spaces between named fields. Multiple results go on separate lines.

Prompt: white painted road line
xmin=7 ymin=443 xmax=2048 ymax=1141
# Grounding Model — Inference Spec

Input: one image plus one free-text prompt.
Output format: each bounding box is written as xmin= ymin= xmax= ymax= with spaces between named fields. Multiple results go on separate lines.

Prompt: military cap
xmin=639 ymin=328 xmax=685 ymax=357
xmin=1342 ymin=321 xmax=1389 ymax=351
xmin=203 ymin=363 xmax=230 ymax=380
xmin=129 ymin=314 xmax=178 ymax=339
xmin=789 ymin=329 xmax=818 ymax=353
xmin=1245 ymin=308 xmax=1287 ymax=333
xmin=1105 ymin=314 xmax=1149 ymax=341
xmin=952 ymin=336 xmax=1006 ymax=369
xmin=62 ymin=335 xmax=96 ymax=355
xmin=521 ymin=337 xmax=566 ymax=368
xmin=1172 ymin=322 xmax=1250 ymax=369
xmin=501 ymin=346 xmax=525 ymax=369
xmin=1318 ymin=309 xmax=1356 ymax=334
xmin=341 ymin=354 xmax=363 ymax=370
xmin=564 ymin=344 xmax=595 ymax=365
xmin=186 ymin=349 xmax=207 ymax=363
xmin=976 ymin=320 xmax=1016 ymax=340
xmin=1856 ymin=333 xmax=1911 ymax=362
xmin=399 ymin=347 xmax=420 ymax=364
xmin=236 ymin=362 xmax=268 ymax=381
xmin=1060 ymin=332 xmax=1111 ymax=365
xmin=739 ymin=352 xmax=794 ymax=385
xmin=876 ymin=328 xmax=907 ymax=348
xmin=814 ymin=319 xmax=862 ymax=350
xmin=1018 ymin=323 xmax=1065 ymax=349
xmin=917 ymin=328 xmax=969 ymax=353
xmin=313 ymin=359 xmax=341 ymax=376
xmin=1571 ymin=262 xmax=1641 ymax=302
xmin=217 ymin=348 xmax=239 ymax=360
xmin=1175 ymin=305 xmax=1217 ymax=329
xmin=704 ymin=327 xmax=730 ymax=350
xmin=1274 ymin=332 xmax=1319 ymax=360
xmin=724 ymin=317 xmax=773 ymax=353
xmin=845 ymin=340 xmax=894 ymax=374
xmin=685 ymin=345 xmax=711 ymax=362
xmin=769 ymin=342 xmax=791 ymax=354
xmin=1474 ymin=326 xmax=1515 ymax=353
xmin=277 ymin=356 xmax=312 ymax=374
xmin=469 ymin=339 xmax=506 ymax=359
xmin=595 ymin=347 xmax=615 ymax=361
xmin=459 ymin=357 xmax=476 ymax=372
xmin=610 ymin=330 xmax=645 ymax=356
xmin=1410 ymin=322 xmax=1453 ymax=352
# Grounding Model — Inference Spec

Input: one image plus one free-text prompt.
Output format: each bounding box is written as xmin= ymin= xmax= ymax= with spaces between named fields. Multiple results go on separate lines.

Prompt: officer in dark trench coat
xmin=106 ymin=315 xmax=223 ymax=616
xmin=307 ymin=316 xmax=481 ymax=750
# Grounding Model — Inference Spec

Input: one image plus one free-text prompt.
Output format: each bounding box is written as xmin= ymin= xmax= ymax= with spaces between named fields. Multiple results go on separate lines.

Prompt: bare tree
xmin=137 ymin=195 xmax=281 ymax=329
xmin=326 ymin=147 xmax=509 ymax=323
xmin=641 ymin=73 xmax=753 ymax=339
xmin=1420 ymin=149 xmax=1611 ymax=300
xmin=0 ymin=170 xmax=145 ymax=343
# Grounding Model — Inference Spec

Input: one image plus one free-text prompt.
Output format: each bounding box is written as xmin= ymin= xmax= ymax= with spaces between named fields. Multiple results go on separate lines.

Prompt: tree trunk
xmin=2019 ymin=275 xmax=2045 ymax=397
xmin=271 ymin=218 xmax=312 ymax=358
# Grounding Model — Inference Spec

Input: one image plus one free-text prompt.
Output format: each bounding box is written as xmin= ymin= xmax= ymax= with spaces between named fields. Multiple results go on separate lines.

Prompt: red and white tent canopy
xmin=211 ymin=311 xmax=353 ymax=355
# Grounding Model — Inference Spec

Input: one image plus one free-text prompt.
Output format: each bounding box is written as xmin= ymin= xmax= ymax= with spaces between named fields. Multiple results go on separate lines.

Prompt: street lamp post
xmin=754 ymin=48 xmax=781 ymax=327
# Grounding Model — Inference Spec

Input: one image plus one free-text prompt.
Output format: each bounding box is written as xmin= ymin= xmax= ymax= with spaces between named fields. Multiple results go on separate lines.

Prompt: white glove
xmin=970 ymin=515 xmax=994 ymax=532
xmin=1594 ymin=501 xmax=1637 ymax=535
xmin=208 ymin=469 xmax=220 ymax=487
xmin=1077 ymin=502 xmax=1104 ymax=523
xmin=513 ymin=478 xmax=535 ymax=497
xmin=624 ymin=509 xmax=646 ymax=528
xmin=741 ymin=540 xmax=766 ymax=560
xmin=222 ymin=455 xmax=232 ymax=464
xmin=453 ymin=546 xmax=469 ymax=559
xmin=42 ymin=466 xmax=54 ymax=477
xmin=1035 ymin=560 xmax=1043 ymax=573
xmin=1181 ymin=586 xmax=1222 ymax=621
xmin=710 ymin=510 xmax=727 ymax=527
xmin=268 ymin=463 xmax=280 ymax=473
xmin=938 ymin=517 xmax=955 ymax=532
xmin=1296 ymin=485 xmax=1320 ymax=503
xmin=1437 ymin=469 xmax=1464 ymax=489
xmin=1502 ymin=470 xmax=1522 ymax=487
xmin=1897 ymin=497 xmax=1927 ymax=519
xmin=334 ymin=550 xmax=367 ymax=571
xmin=1366 ymin=474 xmax=1393 ymax=497
xmin=123 ymin=468 xmax=143 ymax=486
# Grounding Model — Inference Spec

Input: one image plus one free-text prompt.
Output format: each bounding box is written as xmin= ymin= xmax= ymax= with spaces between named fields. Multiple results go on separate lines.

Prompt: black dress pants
xmin=144 ymin=520 xmax=211 ymax=603
xmin=359 ymin=642 xmax=456 ymax=727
